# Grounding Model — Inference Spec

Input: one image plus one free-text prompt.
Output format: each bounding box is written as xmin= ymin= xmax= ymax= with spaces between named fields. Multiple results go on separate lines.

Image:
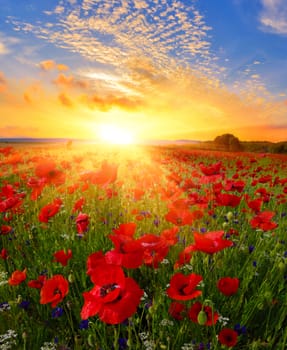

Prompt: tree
xmin=214 ymin=134 xmax=243 ymax=151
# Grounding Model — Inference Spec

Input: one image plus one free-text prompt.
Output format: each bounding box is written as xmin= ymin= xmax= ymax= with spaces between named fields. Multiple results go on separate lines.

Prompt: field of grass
xmin=0 ymin=142 xmax=287 ymax=349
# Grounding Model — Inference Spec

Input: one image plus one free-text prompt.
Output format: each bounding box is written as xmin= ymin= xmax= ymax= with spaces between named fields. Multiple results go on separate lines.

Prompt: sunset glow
xmin=98 ymin=124 xmax=135 ymax=145
xmin=0 ymin=0 xmax=287 ymax=142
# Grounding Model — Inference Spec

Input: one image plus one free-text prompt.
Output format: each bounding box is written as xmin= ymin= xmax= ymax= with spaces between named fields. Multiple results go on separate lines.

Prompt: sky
xmin=0 ymin=0 xmax=287 ymax=142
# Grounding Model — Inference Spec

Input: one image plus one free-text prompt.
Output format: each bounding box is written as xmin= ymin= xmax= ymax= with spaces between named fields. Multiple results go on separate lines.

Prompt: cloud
xmin=39 ymin=60 xmax=69 ymax=71
xmin=53 ymin=73 xmax=89 ymax=89
xmin=0 ymin=32 xmax=20 ymax=55
xmin=259 ymin=0 xmax=287 ymax=35
xmin=80 ymin=93 xmax=144 ymax=112
xmin=9 ymin=0 xmax=213 ymax=75
xmin=58 ymin=92 xmax=74 ymax=108
xmin=0 ymin=71 xmax=7 ymax=92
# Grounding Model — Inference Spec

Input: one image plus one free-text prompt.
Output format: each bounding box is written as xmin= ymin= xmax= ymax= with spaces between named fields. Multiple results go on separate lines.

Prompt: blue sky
xmin=0 ymin=0 xmax=287 ymax=141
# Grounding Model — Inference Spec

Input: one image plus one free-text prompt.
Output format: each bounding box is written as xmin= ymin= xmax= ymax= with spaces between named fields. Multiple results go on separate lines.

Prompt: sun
xmin=98 ymin=123 xmax=135 ymax=145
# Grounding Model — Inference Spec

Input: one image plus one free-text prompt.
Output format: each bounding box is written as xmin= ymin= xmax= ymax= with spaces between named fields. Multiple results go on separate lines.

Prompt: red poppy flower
xmin=167 ymin=272 xmax=202 ymax=300
xmin=40 ymin=274 xmax=69 ymax=308
xmin=35 ymin=160 xmax=65 ymax=186
xmin=53 ymin=249 xmax=72 ymax=266
xmin=106 ymin=234 xmax=144 ymax=269
xmin=72 ymin=197 xmax=85 ymax=213
xmin=81 ymin=265 xmax=143 ymax=324
xmin=8 ymin=268 xmax=27 ymax=286
xmin=0 ymin=248 xmax=8 ymax=260
xmin=218 ymin=328 xmax=238 ymax=347
xmin=0 ymin=196 xmax=23 ymax=213
xmin=38 ymin=199 xmax=62 ymax=223
xmin=26 ymin=177 xmax=46 ymax=200
xmin=0 ymin=225 xmax=12 ymax=235
xmin=138 ymin=234 xmax=169 ymax=268
xmin=160 ymin=226 xmax=179 ymax=246
xmin=165 ymin=208 xmax=203 ymax=226
xmin=245 ymin=197 xmax=262 ymax=213
xmin=224 ymin=180 xmax=245 ymax=193
xmin=168 ymin=301 xmax=187 ymax=320
xmin=76 ymin=212 xmax=89 ymax=234
xmin=28 ymin=275 xmax=46 ymax=289
xmin=91 ymin=160 xmax=118 ymax=187
xmin=217 ymin=277 xmax=239 ymax=296
xmin=86 ymin=251 xmax=107 ymax=276
xmin=186 ymin=231 xmax=233 ymax=255
xmin=250 ymin=211 xmax=278 ymax=231
xmin=215 ymin=193 xmax=242 ymax=207
xmin=112 ymin=223 xmax=137 ymax=237
xmin=188 ymin=301 xmax=219 ymax=326
xmin=199 ymin=162 xmax=222 ymax=176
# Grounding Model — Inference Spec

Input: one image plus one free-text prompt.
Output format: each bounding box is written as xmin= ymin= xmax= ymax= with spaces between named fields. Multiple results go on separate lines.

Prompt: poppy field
xmin=0 ymin=142 xmax=287 ymax=350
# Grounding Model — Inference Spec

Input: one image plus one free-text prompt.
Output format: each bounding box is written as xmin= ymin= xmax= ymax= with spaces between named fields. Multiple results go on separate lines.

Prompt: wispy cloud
xmin=259 ymin=0 xmax=287 ymax=35
xmin=9 ymin=0 xmax=214 ymax=75
xmin=0 ymin=32 xmax=20 ymax=55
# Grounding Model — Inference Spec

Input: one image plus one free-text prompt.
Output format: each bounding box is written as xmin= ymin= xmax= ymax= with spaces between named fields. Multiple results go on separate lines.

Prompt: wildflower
xmin=28 ymin=275 xmax=46 ymax=289
xmin=35 ymin=159 xmax=65 ymax=186
xmin=168 ymin=301 xmax=186 ymax=320
xmin=218 ymin=328 xmax=238 ymax=347
xmin=79 ymin=319 xmax=89 ymax=330
xmin=105 ymin=223 xmax=144 ymax=269
xmin=81 ymin=264 xmax=143 ymax=324
xmin=75 ymin=212 xmax=89 ymax=234
xmin=188 ymin=301 xmax=219 ymax=326
xmin=250 ymin=211 xmax=278 ymax=231
xmin=0 ymin=302 xmax=10 ymax=312
xmin=234 ymin=323 xmax=247 ymax=335
xmin=0 ymin=329 xmax=17 ymax=350
xmin=8 ymin=268 xmax=27 ymax=286
xmin=18 ymin=300 xmax=30 ymax=310
xmin=138 ymin=234 xmax=169 ymax=268
xmin=0 ymin=225 xmax=12 ymax=235
xmin=40 ymin=342 xmax=57 ymax=350
xmin=167 ymin=272 xmax=202 ymax=300
xmin=53 ymin=249 xmax=72 ymax=266
xmin=51 ymin=307 xmax=64 ymax=318
xmin=40 ymin=275 xmax=69 ymax=308
xmin=215 ymin=193 xmax=242 ymax=207
xmin=186 ymin=231 xmax=233 ymax=255
xmin=217 ymin=277 xmax=240 ymax=296
xmin=91 ymin=160 xmax=118 ymax=187
xmin=38 ymin=199 xmax=62 ymax=223
xmin=0 ymin=248 xmax=8 ymax=260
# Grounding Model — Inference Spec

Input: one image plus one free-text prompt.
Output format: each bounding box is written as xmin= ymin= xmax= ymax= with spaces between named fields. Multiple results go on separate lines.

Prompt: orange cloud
xmin=58 ymin=92 xmax=74 ymax=108
xmin=0 ymin=71 xmax=7 ymax=93
xmin=80 ymin=93 xmax=143 ymax=111
xmin=53 ymin=73 xmax=89 ymax=89
xmin=39 ymin=60 xmax=69 ymax=72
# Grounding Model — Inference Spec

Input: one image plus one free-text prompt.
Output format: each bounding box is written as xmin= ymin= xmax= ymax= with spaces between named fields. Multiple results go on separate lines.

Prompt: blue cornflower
xmin=234 ymin=323 xmax=247 ymax=335
xmin=52 ymin=307 xmax=64 ymax=318
xmin=79 ymin=319 xmax=89 ymax=330
xmin=249 ymin=245 xmax=255 ymax=253
xmin=18 ymin=300 xmax=30 ymax=310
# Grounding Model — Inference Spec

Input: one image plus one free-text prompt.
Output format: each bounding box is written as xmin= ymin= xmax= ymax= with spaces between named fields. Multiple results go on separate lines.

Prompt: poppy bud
xmin=226 ymin=212 xmax=233 ymax=221
xmin=68 ymin=273 xmax=75 ymax=283
xmin=197 ymin=310 xmax=207 ymax=325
